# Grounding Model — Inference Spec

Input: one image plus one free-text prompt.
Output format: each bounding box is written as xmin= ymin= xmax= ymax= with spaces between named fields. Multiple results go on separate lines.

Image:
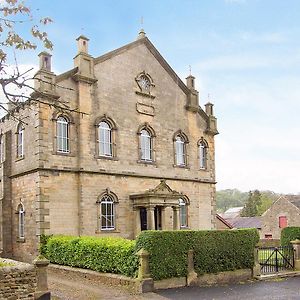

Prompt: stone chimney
xmin=186 ymin=74 xmax=199 ymax=112
xmin=73 ymin=35 xmax=96 ymax=83
xmin=32 ymin=52 xmax=58 ymax=98
xmin=205 ymin=101 xmax=218 ymax=135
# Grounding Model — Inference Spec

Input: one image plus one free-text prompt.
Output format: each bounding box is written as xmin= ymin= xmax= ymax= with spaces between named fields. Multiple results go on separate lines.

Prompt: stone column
xmin=252 ymin=246 xmax=261 ymax=277
xmin=136 ymin=249 xmax=154 ymax=293
xmin=173 ymin=206 xmax=180 ymax=230
xmin=291 ymin=239 xmax=300 ymax=271
xmin=133 ymin=207 xmax=141 ymax=238
xmin=33 ymin=256 xmax=51 ymax=300
xmin=161 ymin=207 xmax=166 ymax=230
xmin=187 ymin=249 xmax=197 ymax=286
xmin=146 ymin=206 xmax=155 ymax=230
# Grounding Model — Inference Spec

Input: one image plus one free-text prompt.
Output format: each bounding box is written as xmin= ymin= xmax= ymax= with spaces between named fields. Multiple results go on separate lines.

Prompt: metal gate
xmin=258 ymin=246 xmax=294 ymax=274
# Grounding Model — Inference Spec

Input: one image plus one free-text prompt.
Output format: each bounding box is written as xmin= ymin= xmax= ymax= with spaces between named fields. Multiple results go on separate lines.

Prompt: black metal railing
xmin=258 ymin=246 xmax=294 ymax=274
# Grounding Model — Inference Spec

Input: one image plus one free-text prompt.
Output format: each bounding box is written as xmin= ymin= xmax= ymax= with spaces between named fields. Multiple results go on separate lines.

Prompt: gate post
xmin=187 ymin=249 xmax=197 ymax=286
xmin=136 ymin=248 xmax=154 ymax=293
xmin=252 ymin=246 xmax=261 ymax=277
xmin=291 ymin=239 xmax=300 ymax=271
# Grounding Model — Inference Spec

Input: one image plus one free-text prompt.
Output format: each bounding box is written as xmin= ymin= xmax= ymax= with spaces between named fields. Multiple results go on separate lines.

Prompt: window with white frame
xmin=175 ymin=135 xmax=186 ymax=166
xmin=17 ymin=124 xmax=24 ymax=158
xmin=199 ymin=140 xmax=208 ymax=169
xmin=98 ymin=121 xmax=112 ymax=157
xmin=140 ymin=129 xmax=152 ymax=161
xmin=18 ymin=203 xmax=25 ymax=239
xmin=179 ymin=198 xmax=188 ymax=228
xmin=56 ymin=116 xmax=70 ymax=153
xmin=99 ymin=194 xmax=115 ymax=230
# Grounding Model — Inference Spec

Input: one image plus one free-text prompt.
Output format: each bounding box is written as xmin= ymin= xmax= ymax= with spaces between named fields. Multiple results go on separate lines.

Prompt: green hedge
xmin=45 ymin=235 xmax=138 ymax=277
xmin=281 ymin=227 xmax=300 ymax=246
xmin=135 ymin=229 xmax=259 ymax=280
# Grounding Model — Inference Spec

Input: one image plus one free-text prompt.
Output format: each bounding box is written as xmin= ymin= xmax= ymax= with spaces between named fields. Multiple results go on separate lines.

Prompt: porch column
xmin=173 ymin=206 xmax=180 ymax=230
xmin=133 ymin=207 xmax=141 ymax=238
xmin=146 ymin=206 xmax=155 ymax=230
xmin=161 ymin=207 xmax=166 ymax=230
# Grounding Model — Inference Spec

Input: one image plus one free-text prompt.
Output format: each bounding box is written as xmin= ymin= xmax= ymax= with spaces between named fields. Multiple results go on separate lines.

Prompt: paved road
xmin=48 ymin=268 xmax=300 ymax=300
xmin=157 ymin=277 xmax=300 ymax=300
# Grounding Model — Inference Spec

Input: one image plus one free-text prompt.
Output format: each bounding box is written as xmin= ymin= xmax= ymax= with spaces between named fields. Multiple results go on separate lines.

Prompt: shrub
xmin=281 ymin=227 xmax=300 ymax=246
xmin=39 ymin=234 xmax=53 ymax=256
xmin=135 ymin=229 xmax=259 ymax=280
xmin=45 ymin=235 xmax=138 ymax=277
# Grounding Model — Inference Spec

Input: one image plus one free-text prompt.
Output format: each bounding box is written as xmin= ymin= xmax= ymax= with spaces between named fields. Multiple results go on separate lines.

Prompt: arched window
xmin=174 ymin=131 xmax=188 ymax=166
xmin=98 ymin=194 xmax=115 ymax=230
xmin=17 ymin=123 xmax=24 ymax=158
xmin=57 ymin=116 xmax=69 ymax=153
xmin=98 ymin=121 xmax=112 ymax=157
xmin=18 ymin=203 xmax=25 ymax=239
xmin=140 ymin=129 xmax=152 ymax=161
xmin=198 ymin=139 xmax=208 ymax=170
xmin=179 ymin=198 xmax=188 ymax=228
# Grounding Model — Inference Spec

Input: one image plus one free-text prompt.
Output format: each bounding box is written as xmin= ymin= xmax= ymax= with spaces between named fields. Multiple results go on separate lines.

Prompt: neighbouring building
xmin=260 ymin=195 xmax=300 ymax=240
xmin=215 ymin=214 xmax=233 ymax=230
xmin=0 ymin=30 xmax=218 ymax=262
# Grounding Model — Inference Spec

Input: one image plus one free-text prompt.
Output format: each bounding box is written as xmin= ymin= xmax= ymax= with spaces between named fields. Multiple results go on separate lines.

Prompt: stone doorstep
xmin=255 ymin=271 xmax=300 ymax=281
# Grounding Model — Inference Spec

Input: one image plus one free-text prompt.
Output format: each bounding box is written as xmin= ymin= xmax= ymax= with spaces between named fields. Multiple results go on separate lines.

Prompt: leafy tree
xmin=0 ymin=0 xmax=53 ymax=114
xmin=240 ymin=190 xmax=262 ymax=217
xmin=216 ymin=189 xmax=248 ymax=212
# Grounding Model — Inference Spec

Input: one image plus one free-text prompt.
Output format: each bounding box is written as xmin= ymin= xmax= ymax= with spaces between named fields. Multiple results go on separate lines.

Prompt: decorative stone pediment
xmin=130 ymin=179 xmax=183 ymax=207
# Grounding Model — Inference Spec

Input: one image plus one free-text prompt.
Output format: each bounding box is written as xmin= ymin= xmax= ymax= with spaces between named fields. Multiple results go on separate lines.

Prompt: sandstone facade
xmin=0 ymin=31 xmax=218 ymax=262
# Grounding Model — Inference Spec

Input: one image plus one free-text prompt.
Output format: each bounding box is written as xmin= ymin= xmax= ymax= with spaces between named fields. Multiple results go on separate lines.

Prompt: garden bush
xmin=135 ymin=229 xmax=259 ymax=280
xmin=44 ymin=235 xmax=138 ymax=277
xmin=281 ymin=227 xmax=300 ymax=246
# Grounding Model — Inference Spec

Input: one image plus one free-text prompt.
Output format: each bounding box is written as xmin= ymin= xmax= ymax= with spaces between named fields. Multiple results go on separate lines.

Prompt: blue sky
xmin=10 ymin=0 xmax=300 ymax=194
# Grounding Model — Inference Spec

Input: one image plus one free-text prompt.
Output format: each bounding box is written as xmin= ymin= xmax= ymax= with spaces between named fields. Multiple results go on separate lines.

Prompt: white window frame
xmin=140 ymin=129 xmax=152 ymax=161
xmin=179 ymin=198 xmax=188 ymax=228
xmin=100 ymin=194 xmax=115 ymax=230
xmin=18 ymin=204 xmax=25 ymax=239
xmin=56 ymin=116 xmax=70 ymax=153
xmin=175 ymin=136 xmax=186 ymax=166
xmin=199 ymin=142 xmax=207 ymax=169
xmin=98 ymin=121 xmax=112 ymax=157
xmin=17 ymin=125 xmax=24 ymax=158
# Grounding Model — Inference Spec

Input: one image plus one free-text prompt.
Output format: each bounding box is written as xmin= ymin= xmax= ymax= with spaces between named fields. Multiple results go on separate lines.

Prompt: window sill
xmin=180 ymin=226 xmax=190 ymax=230
xmin=17 ymin=237 xmax=25 ymax=243
xmin=137 ymin=160 xmax=156 ymax=165
xmin=95 ymin=229 xmax=120 ymax=234
xmin=96 ymin=155 xmax=118 ymax=161
xmin=173 ymin=164 xmax=190 ymax=170
xmin=15 ymin=156 xmax=25 ymax=162
xmin=54 ymin=151 xmax=75 ymax=157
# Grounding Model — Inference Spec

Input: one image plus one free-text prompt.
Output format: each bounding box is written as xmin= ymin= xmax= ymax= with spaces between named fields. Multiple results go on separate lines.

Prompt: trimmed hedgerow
xmin=281 ymin=227 xmax=300 ymax=246
xmin=135 ymin=229 xmax=259 ymax=280
xmin=45 ymin=235 xmax=138 ymax=277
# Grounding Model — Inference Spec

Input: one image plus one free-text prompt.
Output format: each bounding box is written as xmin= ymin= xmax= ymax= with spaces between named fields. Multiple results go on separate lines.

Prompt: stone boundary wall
xmin=48 ymin=264 xmax=137 ymax=292
xmin=0 ymin=258 xmax=37 ymax=299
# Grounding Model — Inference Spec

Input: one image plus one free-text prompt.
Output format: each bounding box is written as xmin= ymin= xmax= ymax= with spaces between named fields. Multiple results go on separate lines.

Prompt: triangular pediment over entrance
xmin=130 ymin=179 xmax=183 ymax=207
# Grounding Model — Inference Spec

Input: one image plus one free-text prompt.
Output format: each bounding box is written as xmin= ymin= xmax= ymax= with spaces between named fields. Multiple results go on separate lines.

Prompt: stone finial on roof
xmin=137 ymin=28 xmax=146 ymax=40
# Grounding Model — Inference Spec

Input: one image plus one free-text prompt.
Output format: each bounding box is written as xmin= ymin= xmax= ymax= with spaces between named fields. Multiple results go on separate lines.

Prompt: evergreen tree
xmin=240 ymin=190 xmax=262 ymax=217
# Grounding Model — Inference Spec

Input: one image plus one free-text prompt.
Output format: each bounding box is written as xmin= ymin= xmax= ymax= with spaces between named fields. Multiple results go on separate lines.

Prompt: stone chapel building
xmin=0 ymin=30 xmax=218 ymax=262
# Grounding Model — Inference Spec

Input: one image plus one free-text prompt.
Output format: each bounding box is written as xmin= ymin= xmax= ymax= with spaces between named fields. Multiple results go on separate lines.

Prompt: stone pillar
xmin=136 ymin=249 xmax=154 ymax=293
xmin=173 ymin=206 xmax=180 ymax=230
xmin=161 ymin=207 xmax=166 ymax=230
xmin=187 ymin=249 xmax=197 ymax=286
xmin=252 ymin=246 xmax=261 ymax=277
xmin=33 ymin=256 xmax=51 ymax=300
xmin=134 ymin=207 xmax=141 ymax=238
xmin=291 ymin=239 xmax=300 ymax=271
xmin=146 ymin=206 xmax=155 ymax=230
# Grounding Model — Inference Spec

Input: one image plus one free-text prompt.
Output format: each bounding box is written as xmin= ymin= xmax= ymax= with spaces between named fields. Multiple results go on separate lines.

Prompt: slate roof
xmin=286 ymin=195 xmax=300 ymax=209
xmin=225 ymin=217 xmax=262 ymax=229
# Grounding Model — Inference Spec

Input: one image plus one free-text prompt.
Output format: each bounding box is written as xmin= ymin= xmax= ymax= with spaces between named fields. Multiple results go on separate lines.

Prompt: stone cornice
xmin=9 ymin=167 xmax=217 ymax=184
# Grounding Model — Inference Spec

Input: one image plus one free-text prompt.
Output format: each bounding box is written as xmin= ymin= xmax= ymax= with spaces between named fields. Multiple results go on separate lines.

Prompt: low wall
xmin=0 ymin=258 xmax=37 ymax=299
